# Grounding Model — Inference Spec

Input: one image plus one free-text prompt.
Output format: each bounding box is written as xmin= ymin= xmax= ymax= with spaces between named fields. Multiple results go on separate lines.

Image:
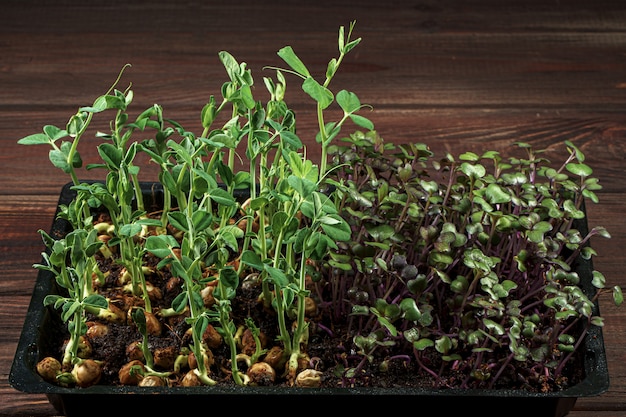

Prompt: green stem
xmin=317 ymin=103 xmax=328 ymax=179
xmin=292 ymin=253 xmax=309 ymax=350
xmin=62 ymin=311 xmax=83 ymax=367
xmin=220 ymin=306 xmax=245 ymax=385
xmin=66 ymin=112 xmax=94 ymax=186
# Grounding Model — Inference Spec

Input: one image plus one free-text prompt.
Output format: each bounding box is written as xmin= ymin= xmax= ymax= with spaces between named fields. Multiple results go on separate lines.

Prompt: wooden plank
xmin=2 ymin=0 xmax=626 ymax=415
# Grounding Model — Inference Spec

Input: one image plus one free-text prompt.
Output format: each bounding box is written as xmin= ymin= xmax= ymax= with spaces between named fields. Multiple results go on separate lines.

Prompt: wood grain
xmin=1 ymin=1 xmax=625 ymax=415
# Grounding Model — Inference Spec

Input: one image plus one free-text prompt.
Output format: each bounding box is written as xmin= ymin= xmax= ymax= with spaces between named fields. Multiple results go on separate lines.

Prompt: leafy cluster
xmin=322 ymin=130 xmax=621 ymax=388
xmin=21 ymin=22 xmax=371 ymax=388
xmin=19 ymin=22 xmax=622 ymax=390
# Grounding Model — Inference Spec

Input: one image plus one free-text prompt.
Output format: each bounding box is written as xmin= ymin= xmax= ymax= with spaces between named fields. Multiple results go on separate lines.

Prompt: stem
xmin=293 ymin=254 xmax=310 ymax=349
xmin=65 ymin=110 xmax=95 ymax=187
xmin=219 ymin=305 xmax=245 ymax=386
xmin=318 ymin=23 xmax=354 ymax=179
xmin=317 ymin=103 xmax=328 ymax=178
xmin=62 ymin=311 xmax=83 ymax=367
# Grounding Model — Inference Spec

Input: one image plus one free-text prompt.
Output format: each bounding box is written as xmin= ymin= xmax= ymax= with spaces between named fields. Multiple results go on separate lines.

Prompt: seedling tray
xmin=10 ymin=182 xmax=610 ymax=417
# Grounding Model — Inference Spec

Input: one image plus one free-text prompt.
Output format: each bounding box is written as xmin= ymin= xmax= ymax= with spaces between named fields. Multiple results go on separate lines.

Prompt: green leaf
xmin=413 ymin=338 xmax=435 ymax=351
xmin=218 ymin=50 xmax=241 ymax=82
xmin=320 ymin=215 xmax=351 ymax=241
xmin=318 ymin=214 xmax=342 ymax=225
xmin=168 ymin=211 xmax=189 ymax=233
xmin=365 ymin=224 xmax=395 ymax=241
xmin=287 ymin=150 xmax=318 ymax=181
xmin=171 ymin=292 xmax=188 ymax=313
xmin=240 ymin=83 xmax=255 ymax=109
xmin=582 ymin=189 xmax=599 ymax=203
xmin=280 ymin=130 xmax=303 ymax=150
xmin=336 ymin=90 xmax=361 ymax=113
xmin=459 ymin=152 xmax=480 ymax=162
xmin=375 ymin=315 xmax=397 ymax=337
xmin=192 ymin=315 xmax=209 ymax=341
xmin=145 ymin=234 xmax=179 ymax=258
xmin=555 ymin=309 xmax=577 ymax=320
xmin=563 ymin=199 xmax=585 ymax=219
xmin=241 ymin=250 xmax=264 ymax=271
xmin=131 ymin=308 xmax=147 ymax=334
xmin=566 ymin=162 xmax=593 ymax=177
xmin=288 ymin=175 xmax=317 ymax=198
xmin=249 ymin=197 xmax=269 ymax=210
xmin=204 ymin=133 xmax=234 ymax=149
xmin=565 ymin=140 xmax=585 ymax=162
xmin=83 ymin=94 xmax=127 ymax=113
xmin=338 ymin=25 xmax=345 ymax=51
xmin=49 ymin=148 xmax=71 ymax=173
xmin=119 ymin=223 xmax=142 ymax=238
xmin=302 ymin=77 xmax=334 ymax=109
xmin=217 ymin=267 xmax=239 ymax=300
xmin=124 ymin=142 xmax=138 ymax=166
xmin=98 ymin=143 xmax=123 ymax=169
xmin=435 ymin=336 xmax=453 ymax=354
xmin=592 ymin=226 xmax=611 ymax=239
xmin=209 ymin=187 xmax=236 ymax=206
xmin=18 ymin=133 xmax=51 ymax=145
xmin=328 ymin=259 xmax=353 ymax=271
xmin=277 ymin=46 xmax=310 ymax=78
xmin=326 ymin=58 xmax=338 ymax=79
xmin=44 ymin=125 xmax=68 ymax=141
xmin=484 ymin=183 xmax=511 ymax=204
xmin=167 ymin=140 xmax=193 ymax=167
xmin=160 ymin=170 xmax=177 ymax=195
xmin=399 ymin=298 xmax=421 ymax=321
xmin=271 ymin=211 xmax=289 ymax=234
xmin=533 ymin=221 xmax=553 ymax=233
xmin=483 ymin=318 xmax=505 ymax=335
xmin=201 ymin=96 xmax=217 ymax=129
xmin=43 ymin=294 xmax=63 ymax=307
xmin=219 ymin=226 xmax=243 ymax=252
xmin=429 ymin=252 xmax=453 ymax=267
xmin=459 ymin=162 xmax=486 ymax=178
xmin=61 ymin=300 xmax=81 ymax=322
xmin=591 ymin=270 xmax=606 ymax=288
xmin=343 ymin=38 xmax=361 ymax=54
xmin=83 ymin=294 xmax=108 ymax=310
xmin=136 ymin=218 xmax=163 ymax=227
xmin=192 ymin=210 xmax=213 ymax=232
xmin=349 ymin=304 xmax=368 ymax=316
xmin=349 ymin=114 xmax=374 ymax=130
xmin=613 ymin=286 xmax=623 ymax=306
xmin=264 ymin=265 xmax=289 ymax=287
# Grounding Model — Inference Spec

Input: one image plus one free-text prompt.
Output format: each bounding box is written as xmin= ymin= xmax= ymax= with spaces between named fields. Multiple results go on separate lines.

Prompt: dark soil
xmin=40 ymin=246 xmax=584 ymax=392
xmin=32 ymin=199 xmax=589 ymax=393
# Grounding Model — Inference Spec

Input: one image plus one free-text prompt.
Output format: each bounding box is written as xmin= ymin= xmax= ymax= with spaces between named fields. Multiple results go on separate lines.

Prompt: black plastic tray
xmin=10 ymin=182 xmax=610 ymax=417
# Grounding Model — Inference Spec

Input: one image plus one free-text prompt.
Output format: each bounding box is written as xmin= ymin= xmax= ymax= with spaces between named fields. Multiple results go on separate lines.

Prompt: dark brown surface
xmin=1 ymin=1 xmax=626 ymax=415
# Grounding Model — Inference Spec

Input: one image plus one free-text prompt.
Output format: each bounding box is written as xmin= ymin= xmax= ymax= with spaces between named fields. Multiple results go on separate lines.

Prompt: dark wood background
xmin=1 ymin=1 xmax=625 ymax=415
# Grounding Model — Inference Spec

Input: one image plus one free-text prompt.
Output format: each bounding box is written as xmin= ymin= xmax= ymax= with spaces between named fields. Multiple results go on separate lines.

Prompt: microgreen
xmin=20 ymin=21 xmax=622 ymax=391
xmin=325 ymin=130 xmax=623 ymax=387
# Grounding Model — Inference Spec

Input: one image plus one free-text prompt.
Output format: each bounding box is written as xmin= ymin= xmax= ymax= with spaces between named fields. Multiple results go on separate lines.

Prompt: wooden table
xmin=1 ymin=1 xmax=625 ymax=415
